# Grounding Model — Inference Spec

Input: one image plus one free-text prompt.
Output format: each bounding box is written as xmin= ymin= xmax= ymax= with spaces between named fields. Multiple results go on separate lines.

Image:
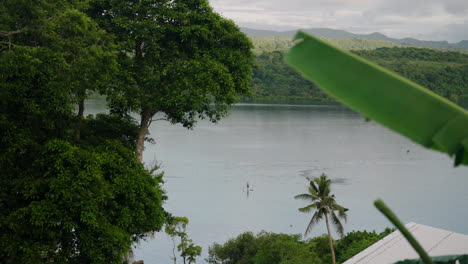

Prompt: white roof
xmin=343 ymin=222 xmax=468 ymax=264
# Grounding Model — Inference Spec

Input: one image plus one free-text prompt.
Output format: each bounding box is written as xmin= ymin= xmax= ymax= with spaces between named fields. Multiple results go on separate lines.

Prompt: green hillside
xmin=247 ymin=47 xmax=468 ymax=107
xmin=251 ymin=36 xmax=468 ymax=55
xmin=251 ymin=36 xmax=406 ymax=54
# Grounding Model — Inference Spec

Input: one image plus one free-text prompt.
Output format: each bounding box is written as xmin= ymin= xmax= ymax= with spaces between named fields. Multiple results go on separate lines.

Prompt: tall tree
xmin=165 ymin=216 xmax=202 ymax=264
xmin=87 ymin=0 xmax=255 ymax=161
xmin=0 ymin=1 xmax=166 ymax=263
xmin=294 ymin=173 xmax=348 ymax=264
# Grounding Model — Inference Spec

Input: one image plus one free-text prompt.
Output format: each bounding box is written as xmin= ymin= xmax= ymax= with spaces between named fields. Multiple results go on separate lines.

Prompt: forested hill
xmin=251 ymin=36 xmax=407 ymax=54
xmin=247 ymin=47 xmax=468 ymax=108
xmin=251 ymin=36 xmax=468 ymax=55
xmin=355 ymin=48 xmax=468 ymax=105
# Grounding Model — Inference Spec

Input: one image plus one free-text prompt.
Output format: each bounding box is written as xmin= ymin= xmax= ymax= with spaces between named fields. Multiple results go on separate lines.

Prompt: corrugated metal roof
xmin=343 ymin=222 xmax=468 ymax=264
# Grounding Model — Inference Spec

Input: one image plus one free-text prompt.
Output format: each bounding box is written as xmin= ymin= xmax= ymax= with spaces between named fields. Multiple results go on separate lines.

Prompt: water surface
xmin=85 ymin=101 xmax=468 ymax=264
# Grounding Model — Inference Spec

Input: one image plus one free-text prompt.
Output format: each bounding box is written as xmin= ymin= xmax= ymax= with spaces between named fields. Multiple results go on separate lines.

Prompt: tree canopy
xmin=207 ymin=229 xmax=393 ymax=264
xmin=295 ymin=174 xmax=348 ymax=264
xmin=87 ymin=0 xmax=255 ymax=161
xmin=0 ymin=1 xmax=166 ymax=263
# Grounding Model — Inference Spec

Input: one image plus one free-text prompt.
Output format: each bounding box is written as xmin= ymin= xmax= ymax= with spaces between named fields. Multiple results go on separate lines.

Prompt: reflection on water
xmin=85 ymin=101 xmax=468 ymax=264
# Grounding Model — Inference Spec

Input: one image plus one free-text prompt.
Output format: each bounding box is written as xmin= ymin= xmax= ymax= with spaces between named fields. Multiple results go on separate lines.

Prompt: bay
xmin=85 ymin=100 xmax=468 ymax=264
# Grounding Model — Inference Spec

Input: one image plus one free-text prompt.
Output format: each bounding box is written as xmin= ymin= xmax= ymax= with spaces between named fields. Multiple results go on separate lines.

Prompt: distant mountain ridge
xmin=241 ymin=27 xmax=468 ymax=49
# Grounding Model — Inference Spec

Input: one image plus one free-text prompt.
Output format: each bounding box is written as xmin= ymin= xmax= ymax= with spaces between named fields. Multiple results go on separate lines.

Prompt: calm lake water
xmin=86 ymin=101 xmax=468 ymax=264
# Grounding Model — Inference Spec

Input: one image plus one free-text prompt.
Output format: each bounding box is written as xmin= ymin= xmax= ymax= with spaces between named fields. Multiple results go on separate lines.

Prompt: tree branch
xmin=151 ymin=118 xmax=168 ymax=122
xmin=0 ymin=29 xmax=26 ymax=37
xmin=0 ymin=41 xmax=35 ymax=50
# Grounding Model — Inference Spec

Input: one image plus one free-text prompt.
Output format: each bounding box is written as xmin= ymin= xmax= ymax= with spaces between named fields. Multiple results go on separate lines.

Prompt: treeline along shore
xmin=246 ymin=39 xmax=468 ymax=108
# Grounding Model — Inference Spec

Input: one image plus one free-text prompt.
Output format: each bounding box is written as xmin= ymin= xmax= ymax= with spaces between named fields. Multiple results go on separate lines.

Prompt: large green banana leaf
xmin=285 ymin=31 xmax=468 ymax=166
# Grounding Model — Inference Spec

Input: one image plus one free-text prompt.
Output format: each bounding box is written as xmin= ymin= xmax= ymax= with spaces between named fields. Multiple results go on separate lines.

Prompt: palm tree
xmin=295 ymin=173 xmax=348 ymax=264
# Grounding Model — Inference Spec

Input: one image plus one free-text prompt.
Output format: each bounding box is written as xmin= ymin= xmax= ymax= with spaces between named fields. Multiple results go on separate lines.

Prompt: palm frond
xmin=322 ymin=196 xmax=337 ymax=207
xmin=308 ymin=186 xmax=319 ymax=199
xmin=296 ymin=174 xmax=348 ymax=240
xmin=333 ymin=204 xmax=348 ymax=222
xmin=294 ymin=193 xmax=312 ymax=200
xmin=298 ymin=202 xmax=318 ymax=213
xmin=309 ymin=179 xmax=319 ymax=193
xmin=315 ymin=174 xmax=331 ymax=197
xmin=330 ymin=211 xmax=345 ymax=238
xmin=305 ymin=211 xmax=323 ymax=237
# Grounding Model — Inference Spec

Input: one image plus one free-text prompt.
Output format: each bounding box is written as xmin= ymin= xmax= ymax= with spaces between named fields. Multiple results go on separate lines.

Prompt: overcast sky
xmin=209 ymin=0 xmax=468 ymax=42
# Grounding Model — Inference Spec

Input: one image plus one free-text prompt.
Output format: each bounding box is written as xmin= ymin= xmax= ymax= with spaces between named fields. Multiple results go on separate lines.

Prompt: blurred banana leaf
xmin=285 ymin=31 xmax=468 ymax=166
xmin=395 ymin=255 xmax=468 ymax=264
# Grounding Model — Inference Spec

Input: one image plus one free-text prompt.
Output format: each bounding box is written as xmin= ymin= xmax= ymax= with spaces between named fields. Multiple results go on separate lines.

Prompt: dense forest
xmin=251 ymin=36 xmax=468 ymax=54
xmin=248 ymin=47 xmax=468 ymax=107
xmin=251 ymin=36 xmax=406 ymax=54
xmin=207 ymin=229 xmax=394 ymax=264
xmin=0 ymin=0 xmax=253 ymax=263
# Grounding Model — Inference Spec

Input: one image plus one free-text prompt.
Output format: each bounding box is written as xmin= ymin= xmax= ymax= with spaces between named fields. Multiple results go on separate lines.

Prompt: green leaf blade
xmin=285 ymin=31 xmax=468 ymax=166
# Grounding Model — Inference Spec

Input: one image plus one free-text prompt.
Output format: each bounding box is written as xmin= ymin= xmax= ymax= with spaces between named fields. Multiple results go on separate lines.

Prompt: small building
xmin=343 ymin=222 xmax=468 ymax=264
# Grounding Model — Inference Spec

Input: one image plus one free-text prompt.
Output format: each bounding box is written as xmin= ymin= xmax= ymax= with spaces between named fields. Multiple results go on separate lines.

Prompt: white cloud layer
xmin=209 ymin=0 xmax=468 ymax=42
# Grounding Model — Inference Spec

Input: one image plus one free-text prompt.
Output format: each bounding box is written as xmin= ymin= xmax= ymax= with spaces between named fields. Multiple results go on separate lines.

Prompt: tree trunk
xmin=74 ymin=98 xmax=85 ymax=141
xmin=171 ymin=237 xmax=177 ymax=264
xmin=325 ymin=213 xmax=336 ymax=264
xmin=136 ymin=108 xmax=152 ymax=162
xmin=180 ymin=237 xmax=186 ymax=264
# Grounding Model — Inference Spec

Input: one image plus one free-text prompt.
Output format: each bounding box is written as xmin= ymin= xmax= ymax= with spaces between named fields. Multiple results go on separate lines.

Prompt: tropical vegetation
xmin=207 ymin=229 xmax=393 ymax=264
xmin=251 ymin=36 xmax=407 ymax=54
xmin=87 ymin=0 xmax=255 ymax=162
xmin=250 ymin=35 xmax=468 ymax=55
xmin=286 ymin=30 xmax=468 ymax=262
xmin=249 ymin=47 xmax=468 ymax=107
xmin=295 ymin=174 xmax=348 ymax=264
xmin=0 ymin=0 xmax=253 ymax=263
xmin=165 ymin=216 xmax=202 ymax=264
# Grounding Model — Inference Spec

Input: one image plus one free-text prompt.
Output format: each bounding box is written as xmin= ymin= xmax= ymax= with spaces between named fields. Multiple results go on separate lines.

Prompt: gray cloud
xmin=209 ymin=0 xmax=468 ymax=42
xmin=420 ymin=20 xmax=468 ymax=42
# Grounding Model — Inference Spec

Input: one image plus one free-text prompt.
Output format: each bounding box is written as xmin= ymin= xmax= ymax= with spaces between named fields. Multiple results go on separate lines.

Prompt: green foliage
xmin=0 ymin=1 xmax=166 ymax=263
xmin=250 ymin=36 xmax=468 ymax=55
xmin=0 ymin=113 xmax=167 ymax=263
xmin=250 ymin=46 xmax=468 ymax=107
xmin=88 ymin=0 xmax=255 ymax=126
xmin=165 ymin=216 xmax=202 ymax=264
xmin=295 ymin=174 xmax=348 ymax=238
xmin=353 ymin=48 xmax=468 ymax=107
xmin=295 ymin=173 xmax=348 ymax=264
xmin=81 ymin=113 xmax=140 ymax=149
xmin=87 ymin=0 xmax=255 ymax=162
xmin=375 ymin=200 xmax=435 ymax=264
xmin=253 ymin=233 xmax=322 ymax=264
xmin=334 ymin=229 xmax=394 ymax=263
xmin=251 ymin=36 xmax=407 ymax=54
xmin=286 ymin=31 xmax=468 ymax=166
xmin=0 ymin=136 xmax=166 ymax=263
xmin=207 ymin=229 xmax=392 ymax=264
xmin=251 ymin=51 xmax=332 ymax=102
xmin=207 ymin=232 xmax=258 ymax=264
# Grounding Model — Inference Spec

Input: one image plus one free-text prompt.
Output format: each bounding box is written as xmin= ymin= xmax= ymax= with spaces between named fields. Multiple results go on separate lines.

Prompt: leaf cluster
xmin=88 ymin=0 xmax=255 ymax=128
xmin=0 ymin=1 xmax=166 ymax=263
xmin=207 ymin=229 xmax=392 ymax=264
xmin=165 ymin=216 xmax=202 ymax=264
